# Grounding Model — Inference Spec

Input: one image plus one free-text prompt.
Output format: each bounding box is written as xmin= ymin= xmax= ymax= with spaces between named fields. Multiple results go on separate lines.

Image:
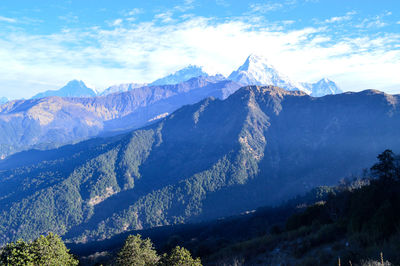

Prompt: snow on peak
xmin=100 ymin=83 xmax=147 ymax=96
xmin=302 ymin=78 xmax=342 ymax=97
xmin=312 ymin=78 xmax=342 ymax=97
xmin=228 ymin=54 xmax=310 ymax=94
xmin=150 ymin=65 xmax=210 ymax=86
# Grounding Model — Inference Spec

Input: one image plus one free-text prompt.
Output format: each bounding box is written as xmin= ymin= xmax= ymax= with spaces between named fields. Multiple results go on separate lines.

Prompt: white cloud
xmin=58 ymin=13 xmax=79 ymax=24
xmin=0 ymin=16 xmax=16 ymax=23
xmin=249 ymin=2 xmax=284 ymax=13
xmin=324 ymin=11 xmax=356 ymax=23
xmin=174 ymin=0 xmax=195 ymax=12
xmin=356 ymin=11 xmax=391 ymax=29
xmin=110 ymin=18 xmax=123 ymax=26
xmin=154 ymin=11 xmax=174 ymax=23
xmin=0 ymin=13 xmax=399 ymax=99
xmin=216 ymin=0 xmax=230 ymax=7
xmin=126 ymin=8 xmax=143 ymax=16
xmin=249 ymin=0 xmax=299 ymax=14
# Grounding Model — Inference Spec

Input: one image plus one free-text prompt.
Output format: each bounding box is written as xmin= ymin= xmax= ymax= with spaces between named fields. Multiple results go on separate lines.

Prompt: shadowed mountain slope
xmin=0 ymin=86 xmax=399 ymax=246
xmin=0 ymin=77 xmax=241 ymax=158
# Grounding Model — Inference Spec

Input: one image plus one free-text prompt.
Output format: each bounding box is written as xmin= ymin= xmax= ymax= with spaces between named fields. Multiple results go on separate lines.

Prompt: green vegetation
xmin=116 ymin=234 xmax=159 ymax=266
xmin=2 ymin=150 xmax=400 ymax=265
xmin=2 ymin=85 xmax=400 ymax=264
xmin=200 ymin=150 xmax=400 ymax=265
xmin=160 ymin=246 xmax=202 ymax=266
xmin=115 ymin=234 xmax=201 ymax=266
xmin=0 ymin=87 xmax=267 ymax=245
xmin=0 ymin=233 xmax=78 ymax=266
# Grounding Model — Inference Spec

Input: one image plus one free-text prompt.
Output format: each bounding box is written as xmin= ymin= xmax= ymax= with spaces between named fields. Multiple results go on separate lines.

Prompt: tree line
xmin=0 ymin=232 xmax=201 ymax=265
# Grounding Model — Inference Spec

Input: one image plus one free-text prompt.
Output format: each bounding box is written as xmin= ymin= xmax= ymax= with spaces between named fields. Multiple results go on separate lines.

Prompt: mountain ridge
xmin=1 ymin=85 xmax=400 ymax=246
xmin=99 ymin=83 xmax=148 ymax=96
xmin=0 ymin=76 xmax=241 ymax=158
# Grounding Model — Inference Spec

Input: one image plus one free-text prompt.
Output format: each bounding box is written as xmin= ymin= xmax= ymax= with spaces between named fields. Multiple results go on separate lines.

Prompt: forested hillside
xmin=70 ymin=151 xmax=400 ymax=265
xmin=1 ymin=86 xmax=400 ymax=247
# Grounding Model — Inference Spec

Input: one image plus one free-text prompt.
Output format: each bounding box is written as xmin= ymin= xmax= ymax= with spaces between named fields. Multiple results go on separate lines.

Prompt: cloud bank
xmin=0 ymin=9 xmax=399 ymax=98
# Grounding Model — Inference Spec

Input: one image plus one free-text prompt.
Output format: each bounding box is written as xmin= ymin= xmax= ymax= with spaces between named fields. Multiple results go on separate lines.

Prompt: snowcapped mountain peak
xmin=228 ymin=54 xmax=310 ymax=94
xmin=244 ymin=54 xmax=271 ymax=66
xmin=238 ymin=54 xmax=274 ymax=73
xmin=100 ymin=83 xmax=147 ymax=96
xmin=150 ymin=65 xmax=210 ymax=86
xmin=317 ymin=77 xmax=334 ymax=85
xmin=302 ymin=78 xmax=343 ymax=97
xmin=311 ymin=78 xmax=342 ymax=97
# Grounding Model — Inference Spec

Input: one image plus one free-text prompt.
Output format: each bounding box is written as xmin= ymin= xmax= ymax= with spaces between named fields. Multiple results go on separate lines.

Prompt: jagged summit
xmin=228 ymin=54 xmax=310 ymax=94
xmin=312 ymin=78 xmax=342 ymax=96
xmin=150 ymin=65 xmax=211 ymax=86
xmin=302 ymin=78 xmax=343 ymax=97
xmin=32 ymin=80 xmax=97 ymax=99
xmin=99 ymin=83 xmax=147 ymax=96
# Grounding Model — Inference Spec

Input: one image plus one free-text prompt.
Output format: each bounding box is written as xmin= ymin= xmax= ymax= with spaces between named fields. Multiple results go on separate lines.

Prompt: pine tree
xmin=371 ymin=149 xmax=397 ymax=182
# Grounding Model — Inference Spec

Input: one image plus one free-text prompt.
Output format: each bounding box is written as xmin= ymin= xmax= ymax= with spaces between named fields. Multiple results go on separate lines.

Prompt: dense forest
xmin=2 ymin=86 xmax=400 ymax=247
xmin=2 ymin=149 xmax=400 ymax=265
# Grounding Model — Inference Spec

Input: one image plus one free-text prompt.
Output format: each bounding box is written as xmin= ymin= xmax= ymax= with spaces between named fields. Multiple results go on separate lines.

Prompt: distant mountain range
xmin=0 ymin=54 xmax=342 ymax=158
xmin=0 ymin=85 xmax=399 ymax=246
xmin=0 ymin=76 xmax=241 ymax=157
xmin=32 ymin=80 xmax=97 ymax=99
xmin=99 ymin=83 xmax=147 ymax=96
xmin=98 ymin=65 xmax=225 ymax=96
xmin=229 ymin=54 xmax=342 ymax=96
xmin=29 ymin=54 xmax=342 ymax=99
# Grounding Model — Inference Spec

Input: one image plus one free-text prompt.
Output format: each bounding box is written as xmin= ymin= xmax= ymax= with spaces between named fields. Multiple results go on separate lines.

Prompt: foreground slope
xmin=1 ymin=86 xmax=400 ymax=246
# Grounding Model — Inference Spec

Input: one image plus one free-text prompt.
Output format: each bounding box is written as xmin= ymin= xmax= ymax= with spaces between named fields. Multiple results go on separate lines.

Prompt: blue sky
xmin=0 ymin=0 xmax=399 ymax=98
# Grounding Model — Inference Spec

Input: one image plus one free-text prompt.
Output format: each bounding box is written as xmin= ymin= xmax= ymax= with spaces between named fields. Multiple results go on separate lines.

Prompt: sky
xmin=0 ymin=0 xmax=399 ymax=99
